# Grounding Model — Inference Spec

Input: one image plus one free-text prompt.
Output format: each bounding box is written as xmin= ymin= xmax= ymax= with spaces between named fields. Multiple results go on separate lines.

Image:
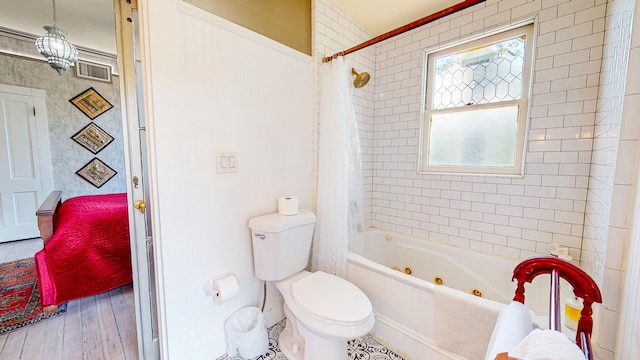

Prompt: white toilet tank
xmin=248 ymin=210 xmax=316 ymax=281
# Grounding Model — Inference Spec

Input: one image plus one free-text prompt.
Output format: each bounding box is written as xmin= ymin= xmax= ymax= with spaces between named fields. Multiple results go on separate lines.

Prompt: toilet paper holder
xmin=203 ymin=278 xmax=220 ymax=297
xmin=203 ymin=273 xmax=239 ymax=304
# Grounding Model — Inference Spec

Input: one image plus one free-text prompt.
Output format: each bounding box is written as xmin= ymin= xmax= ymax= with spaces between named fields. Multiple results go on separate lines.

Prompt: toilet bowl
xmin=275 ymin=271 xmax=375 ymax=360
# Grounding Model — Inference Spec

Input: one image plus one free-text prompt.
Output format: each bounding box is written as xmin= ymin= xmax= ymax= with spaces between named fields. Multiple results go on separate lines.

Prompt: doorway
xmin=0 ymin=0 xmax=158 ymax=358
xmin=114 ymin=0 xmax=159 ymax=358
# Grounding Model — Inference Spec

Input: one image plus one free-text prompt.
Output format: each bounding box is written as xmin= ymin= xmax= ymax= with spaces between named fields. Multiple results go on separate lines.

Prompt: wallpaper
xmin=0 ymin=36 xmax=126 ymax=200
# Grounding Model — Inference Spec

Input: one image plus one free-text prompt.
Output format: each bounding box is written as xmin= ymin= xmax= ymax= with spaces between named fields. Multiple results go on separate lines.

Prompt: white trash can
xmin=225 ymin=307 xmax=269 ymax=358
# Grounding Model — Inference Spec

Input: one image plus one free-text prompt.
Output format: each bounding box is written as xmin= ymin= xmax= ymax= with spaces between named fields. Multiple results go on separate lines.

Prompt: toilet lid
xmin=291 ymin=271 xmax=372 ymax=323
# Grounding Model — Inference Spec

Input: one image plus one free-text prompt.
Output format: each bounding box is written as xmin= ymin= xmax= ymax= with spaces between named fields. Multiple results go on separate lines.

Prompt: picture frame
xmin=69 ymin=87 xmax=113 ymax=120
xmin=76 ymin=158 xmax=117 ymax=188
xmin=71 ymin=123 xmax=114 ymax=154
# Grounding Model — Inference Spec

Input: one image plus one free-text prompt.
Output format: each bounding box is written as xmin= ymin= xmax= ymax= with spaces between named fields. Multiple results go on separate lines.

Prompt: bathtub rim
xmin=347 ymin=252 xmax=437 ymax=293
xmin=348 ymin=228 xmax=525 ymax=295
xmin=348 ymin=228 xmax=562 ymax=316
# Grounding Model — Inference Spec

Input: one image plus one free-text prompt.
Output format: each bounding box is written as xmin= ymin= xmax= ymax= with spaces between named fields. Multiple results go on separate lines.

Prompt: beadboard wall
xmin=142 ymin=3 xmax=314 ymax=357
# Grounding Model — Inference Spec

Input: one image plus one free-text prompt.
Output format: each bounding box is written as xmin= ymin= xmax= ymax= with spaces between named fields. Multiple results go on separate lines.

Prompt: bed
xmin=34 ymin=191 xmax=133 ymax=311
xmin=485 ymin=256 xmax=603 ymax=360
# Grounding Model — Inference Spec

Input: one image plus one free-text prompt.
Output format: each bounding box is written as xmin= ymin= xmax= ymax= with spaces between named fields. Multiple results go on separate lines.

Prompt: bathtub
xmin=346 ymin=230 xmax=554 ymax=360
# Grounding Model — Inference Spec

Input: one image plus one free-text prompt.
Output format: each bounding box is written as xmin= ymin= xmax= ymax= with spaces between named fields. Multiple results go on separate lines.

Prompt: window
xmin=420 ymin=24 xmax=534 ymax=175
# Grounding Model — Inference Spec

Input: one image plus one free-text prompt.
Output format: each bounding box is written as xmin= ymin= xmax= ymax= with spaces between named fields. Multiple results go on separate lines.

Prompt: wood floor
xmin=0 ymin=239 xmax=139 ymax=360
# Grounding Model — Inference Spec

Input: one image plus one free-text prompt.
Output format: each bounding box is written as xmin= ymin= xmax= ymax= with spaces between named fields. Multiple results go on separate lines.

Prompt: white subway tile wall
xmin=584 ymin=0 xmax=633 ymax=287
xmin=313 ymin=0 xmax=376 ymax=225
xmin=315 ymin=0 xmax=640 ymax=358
xmin=588 ymin=1 xmax=640 ymax=359
xmin=368 ymin=0 xmax=607 ymax=263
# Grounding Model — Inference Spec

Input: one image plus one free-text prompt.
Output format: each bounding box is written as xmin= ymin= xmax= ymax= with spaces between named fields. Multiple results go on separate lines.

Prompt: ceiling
xmin=329 ymin=0 xmax=462 ymax=36
xmin=0 ymin=0 xmax=117 ymax=54
xmin=0 ymin=0 xmax=461 ymax=55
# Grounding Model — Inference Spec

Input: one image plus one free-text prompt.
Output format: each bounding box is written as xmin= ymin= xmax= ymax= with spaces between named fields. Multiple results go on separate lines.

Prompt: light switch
xmin=216 ymin=152 xmax=238 ymax=174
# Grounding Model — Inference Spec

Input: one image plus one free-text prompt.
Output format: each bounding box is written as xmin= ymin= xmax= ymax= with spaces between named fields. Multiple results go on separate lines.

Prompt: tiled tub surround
xmin=317 ymin=1 xmax=637 ymax=358
xmin=346 ymin=230 xmax=557 ymax=360
xmin=369 ymin=0 xmax=608 ymax=270
xmin=313 ymin=0 xmax=377 ymax=226
xmin=358 ymin=1 xmax=638 ymax=358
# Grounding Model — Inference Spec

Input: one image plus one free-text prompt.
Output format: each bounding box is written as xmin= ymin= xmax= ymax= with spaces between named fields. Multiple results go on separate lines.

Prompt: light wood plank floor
xmin=0 ymin=239 xmax=139 ymax=360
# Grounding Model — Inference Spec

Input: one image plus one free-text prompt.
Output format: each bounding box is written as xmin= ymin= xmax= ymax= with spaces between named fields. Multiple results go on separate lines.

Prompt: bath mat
xmin=0 ymin=258 xmax=67 ymax=335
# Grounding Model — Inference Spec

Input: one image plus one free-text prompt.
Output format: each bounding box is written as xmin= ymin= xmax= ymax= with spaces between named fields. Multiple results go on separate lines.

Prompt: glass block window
xmin=421 ymin=24 xmax=534 ymax=175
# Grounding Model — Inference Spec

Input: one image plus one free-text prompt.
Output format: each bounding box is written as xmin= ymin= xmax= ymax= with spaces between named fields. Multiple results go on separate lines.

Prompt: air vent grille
xmin=75 ymin=60 xmax=112 ymax=83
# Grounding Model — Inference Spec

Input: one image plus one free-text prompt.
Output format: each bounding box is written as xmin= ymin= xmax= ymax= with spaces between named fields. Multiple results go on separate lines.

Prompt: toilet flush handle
xmin=254 ymin=233 xmax=265 ymax=240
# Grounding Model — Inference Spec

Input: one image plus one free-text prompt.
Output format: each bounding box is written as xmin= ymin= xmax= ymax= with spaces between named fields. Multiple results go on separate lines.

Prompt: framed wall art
xmin=71 ymin=123 xmax=114 ymax=154
xmin=76 ymin=158 xmax=117 ymax=188
xmin=69 ymin=87 xmax=113 ymax=120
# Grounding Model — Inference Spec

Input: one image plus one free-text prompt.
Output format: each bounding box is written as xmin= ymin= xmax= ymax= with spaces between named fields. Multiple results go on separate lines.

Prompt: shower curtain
xmin=311 ymin=56 xmax=365 ymax=278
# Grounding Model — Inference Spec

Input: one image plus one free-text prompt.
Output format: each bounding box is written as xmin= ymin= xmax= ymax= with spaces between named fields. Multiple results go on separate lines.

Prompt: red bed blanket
xmin=34 ymin=193 xmax=132 ymax=306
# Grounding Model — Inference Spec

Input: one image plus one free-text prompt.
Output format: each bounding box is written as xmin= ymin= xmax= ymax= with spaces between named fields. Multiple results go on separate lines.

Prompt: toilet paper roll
xmin=212 ymin=274 xmax=239 ymax=305
xmin=278 ymin=196 xmax=299 ymax=216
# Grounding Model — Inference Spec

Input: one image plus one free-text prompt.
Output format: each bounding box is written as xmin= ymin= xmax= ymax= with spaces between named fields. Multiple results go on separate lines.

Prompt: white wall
xmin=137 ymin=0 xmax=639 ymax=358
xmin=314 ymin=1 xmax=640 ymax=358
xmin=313 ymin=0 xmax=376 ymax=221
xmin=587 ymin=0 xmax=640 ymax=358
xmin=139 ymin=1 xmax=313 ymax=358
xmin=584 ymin=0 xmax=634 ymax=288
xmin=357 ymin=1 xmax=640 ymax=358
xmin=367 ymin=1 xmax=607 ymax=261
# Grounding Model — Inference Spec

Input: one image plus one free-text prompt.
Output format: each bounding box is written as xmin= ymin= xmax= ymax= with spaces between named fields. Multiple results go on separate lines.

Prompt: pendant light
xmin=35 ymin=0 xmax=78 ymax=74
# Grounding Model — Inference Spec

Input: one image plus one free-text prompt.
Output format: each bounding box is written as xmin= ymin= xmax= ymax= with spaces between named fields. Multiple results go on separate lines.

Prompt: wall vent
xmin=75 ymin=60 xmax=112 ymax=83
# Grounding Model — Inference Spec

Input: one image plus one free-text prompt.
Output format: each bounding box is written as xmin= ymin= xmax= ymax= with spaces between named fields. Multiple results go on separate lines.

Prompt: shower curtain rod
xmin=322 ymin=0 xmax=486 ymax=63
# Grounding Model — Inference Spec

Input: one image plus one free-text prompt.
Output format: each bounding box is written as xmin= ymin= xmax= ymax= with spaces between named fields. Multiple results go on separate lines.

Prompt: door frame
xmin=114 ymin=0 xmax=160 ymax=358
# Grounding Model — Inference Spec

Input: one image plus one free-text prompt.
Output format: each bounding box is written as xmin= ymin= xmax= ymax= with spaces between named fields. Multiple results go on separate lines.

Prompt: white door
xmin=114 ymin=0 xmax=160 ymax=358
xmin=0 ymin=85 xmax=53 ymax=243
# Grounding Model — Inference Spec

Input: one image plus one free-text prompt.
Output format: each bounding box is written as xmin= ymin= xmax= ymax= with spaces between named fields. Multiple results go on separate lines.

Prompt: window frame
xmin=419 ymin=23 xmax=535 ymax=176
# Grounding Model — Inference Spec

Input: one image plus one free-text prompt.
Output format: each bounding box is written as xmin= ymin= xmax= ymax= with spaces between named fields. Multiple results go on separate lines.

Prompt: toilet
xmin=248 ymin=210 xmax=375 ymax=360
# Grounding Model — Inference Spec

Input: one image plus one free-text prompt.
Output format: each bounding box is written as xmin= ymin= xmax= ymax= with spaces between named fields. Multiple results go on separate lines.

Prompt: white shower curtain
xmin=311 ymin=56 xmax=365 ymax=278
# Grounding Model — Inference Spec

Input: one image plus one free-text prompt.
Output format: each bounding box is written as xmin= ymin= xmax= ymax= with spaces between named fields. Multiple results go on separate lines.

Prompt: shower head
xmin=351 ymin=68 xmax=370 ymax=88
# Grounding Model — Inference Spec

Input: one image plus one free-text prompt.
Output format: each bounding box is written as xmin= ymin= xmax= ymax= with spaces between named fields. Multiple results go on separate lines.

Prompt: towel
xmin=434 ymin=285 xmax=504 ymax=360
xmin=484 ymin=301 xmax=535 ymax=360
xmin=508 ymin=329 xmax=585 ymax=360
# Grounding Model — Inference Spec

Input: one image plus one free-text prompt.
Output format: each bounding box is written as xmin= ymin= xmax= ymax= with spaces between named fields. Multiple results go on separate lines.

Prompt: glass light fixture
xmin=35 ymin=0 xmax=78 ymax=74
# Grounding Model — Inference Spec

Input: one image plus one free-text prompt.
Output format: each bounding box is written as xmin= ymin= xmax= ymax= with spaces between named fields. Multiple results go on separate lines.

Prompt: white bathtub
xmin=346 ymin=230 xmax=553 ymax=360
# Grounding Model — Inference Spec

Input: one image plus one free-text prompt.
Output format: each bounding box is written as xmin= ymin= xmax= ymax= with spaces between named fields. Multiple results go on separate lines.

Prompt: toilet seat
xmin=291 ymin=271 xmax=372 ymax=324
xmin=276 ymin=271 xmax=375 ymax=340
